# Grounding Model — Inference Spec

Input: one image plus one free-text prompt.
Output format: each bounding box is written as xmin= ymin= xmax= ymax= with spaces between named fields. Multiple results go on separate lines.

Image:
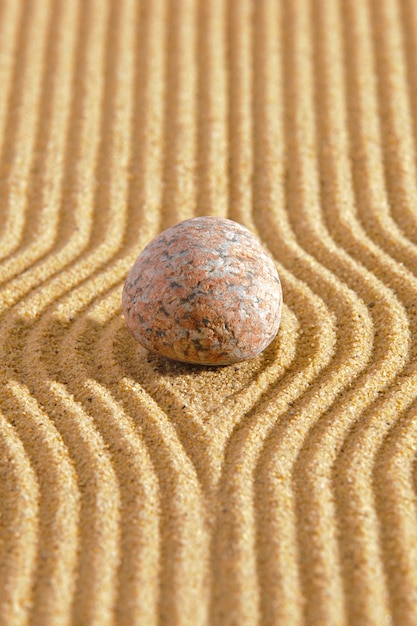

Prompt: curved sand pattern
xmin=1 ymin=0 xmax=417 ymax=624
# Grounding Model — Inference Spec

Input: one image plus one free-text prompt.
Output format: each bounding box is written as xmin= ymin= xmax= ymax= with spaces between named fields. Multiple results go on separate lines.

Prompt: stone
xmin=122 ymin=216 xmax=282 ymax=365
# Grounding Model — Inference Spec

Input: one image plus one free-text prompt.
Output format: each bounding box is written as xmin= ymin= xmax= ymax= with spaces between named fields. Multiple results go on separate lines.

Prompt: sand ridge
xmin=1 ymin=0 xmax=417 ymax=624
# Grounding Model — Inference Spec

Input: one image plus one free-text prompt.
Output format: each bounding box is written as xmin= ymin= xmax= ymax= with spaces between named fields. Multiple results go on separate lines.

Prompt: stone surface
xmin=122 ymin=216 xmax=282 ymax=365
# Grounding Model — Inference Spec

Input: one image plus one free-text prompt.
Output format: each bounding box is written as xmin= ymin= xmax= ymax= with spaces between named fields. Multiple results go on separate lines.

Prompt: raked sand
xmin=1 ymin=0 xmax=417 ymax=624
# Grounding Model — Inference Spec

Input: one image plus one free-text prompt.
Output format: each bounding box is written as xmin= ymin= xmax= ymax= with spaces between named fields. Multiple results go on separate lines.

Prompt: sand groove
xmin=1 ymin=1 xmax=417 ymax=625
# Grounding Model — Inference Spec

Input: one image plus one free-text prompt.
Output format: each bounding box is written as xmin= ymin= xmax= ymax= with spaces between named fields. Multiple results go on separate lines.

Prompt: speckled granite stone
xmin=122 ymin=216 xmax=282 ymax=365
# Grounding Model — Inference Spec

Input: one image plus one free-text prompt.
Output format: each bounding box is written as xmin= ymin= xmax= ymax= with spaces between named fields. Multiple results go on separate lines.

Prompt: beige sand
xmin=1 ymin=0 xmax=417 ymax=624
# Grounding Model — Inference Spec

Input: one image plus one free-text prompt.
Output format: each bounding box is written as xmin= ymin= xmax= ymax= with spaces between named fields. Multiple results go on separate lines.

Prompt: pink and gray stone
xmin=122 ymin=216 xmax=282 ymax=365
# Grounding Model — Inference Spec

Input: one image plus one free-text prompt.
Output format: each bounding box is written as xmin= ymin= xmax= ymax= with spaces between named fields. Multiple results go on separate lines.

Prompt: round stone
xmin=122 ymin=216 xmax=282 ymax=365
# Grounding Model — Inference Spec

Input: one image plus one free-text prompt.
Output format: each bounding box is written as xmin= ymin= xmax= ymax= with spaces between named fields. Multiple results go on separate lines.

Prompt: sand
xmin=1 ymin=0 xmax=417 ymax=624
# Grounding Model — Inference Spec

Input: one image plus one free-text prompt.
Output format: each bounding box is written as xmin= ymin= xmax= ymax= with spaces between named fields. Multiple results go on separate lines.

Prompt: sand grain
xmin=1 ymin=0 xmax=417 ymax=624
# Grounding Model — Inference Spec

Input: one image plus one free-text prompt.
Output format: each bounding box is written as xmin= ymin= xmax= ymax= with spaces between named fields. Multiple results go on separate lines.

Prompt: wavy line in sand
xmin=202 ymin=2 xmax=400 ymax=620
xmin=287 ymin=5 xmax=417 ymax=626
xmin=0 ymin=2 xmax=205 ymax=624
xmin=338 ymin=0 xmax=417 ymax=278
xmin=160 ymin=0 xmax=198 ymax=228
xmin=195 ymin=0 xmax=228 ymax=217
xmin=368 ymin=0 xmax=417 ymax=244
xmin=206 ymin=2 xmax=338 ymax=622
xmin=250 ymin=2 xmax=414 ymax=614
xmin=0 ymin=1 xmax=153 ymax=623
xmin=4 ymin=382 xmax=80 ymax=626
xmin=32 ymin=293 xmax=161 ymax=625
xmin=1 ymin=1 xmax=417 ymax=625
xmin=0 ymin=0 xmax=22 ymax=162
xmin=0 ymin=0 xmax=24 ymax=249
xmin=0 ymin=0 xmax=51 ymax=261
xmin=399 ymin=0 xmax=417 ymax=172
xmin=65 ymin=299 xmax=209 ymax=623
xmin=250 ymin=2 xmax=408 ymax=619
xmin=280 ymin=2 xmax=417 ymax=625
xmin=0 ymin=0 xmax=80 ymax=284
xmin=326 ymin=2 xmax=417 ymax=624
xmin=222 ymin=2 xmax=375 ymax=623
xmin=15 ymin=4 xmax=314 ymax=624
xmin=199 ymin=1 xmax=355 ymax=623
xmin=374 ymin=400 xmax=417 ymax=626
xmin=0 ymin=409 xmax=39 ymax=626
xmin=0 ymin=0 xmax=110 ymax=309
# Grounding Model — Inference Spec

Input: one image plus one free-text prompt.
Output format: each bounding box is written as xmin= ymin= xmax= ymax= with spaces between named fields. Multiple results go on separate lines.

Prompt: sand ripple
xmin=1 ymin=0 xmax=417 ymax=624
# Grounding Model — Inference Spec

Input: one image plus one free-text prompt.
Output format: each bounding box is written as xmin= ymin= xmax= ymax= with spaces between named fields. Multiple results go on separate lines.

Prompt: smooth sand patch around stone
xmin=1 ymin=0 xmax=417 ymax=624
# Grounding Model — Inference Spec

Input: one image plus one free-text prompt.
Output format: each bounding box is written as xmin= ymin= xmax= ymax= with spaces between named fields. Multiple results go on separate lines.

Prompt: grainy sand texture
xmin=1 ymin=0 xmax=417 ymax=624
